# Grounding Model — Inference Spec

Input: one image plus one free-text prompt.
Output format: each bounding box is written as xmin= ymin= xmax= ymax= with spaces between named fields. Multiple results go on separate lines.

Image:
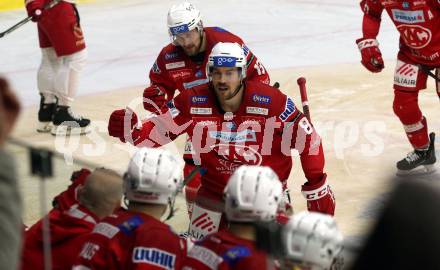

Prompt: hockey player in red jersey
xmin=143 ymin=1 xmax=271 ymax=219
xmin=108 ymin=42 xmax=335 ymax=240
xmin=181 ymin=165 xmax=282 ymax=270
xmin=73 ymin=148 xmax=187 ymax=270
xmin=21 ymin=168 xmax=123 ymax=270
xmin=356 ymin=0 xmax=438 ymax=174
xmin=25 ymin=0 xmax=91 ymax=135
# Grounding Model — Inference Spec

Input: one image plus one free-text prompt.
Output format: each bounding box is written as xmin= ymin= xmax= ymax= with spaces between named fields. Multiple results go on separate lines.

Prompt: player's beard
xmin=214 ymin=82 xmax=242 ymax=101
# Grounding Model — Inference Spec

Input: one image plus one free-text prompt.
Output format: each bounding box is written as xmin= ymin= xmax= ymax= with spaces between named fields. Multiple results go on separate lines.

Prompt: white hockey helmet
xmin=167 ymin=1 xmax=203 ymax=44
xmin=206 ymin=42 xmax=247 ymax=81
xmin=283 ymin=211 xmax=344 ymax=270
xmin=124 ymin=147 xmax=183 ymax=205
xmin=224 ymin=165 xmax=283 ymax=223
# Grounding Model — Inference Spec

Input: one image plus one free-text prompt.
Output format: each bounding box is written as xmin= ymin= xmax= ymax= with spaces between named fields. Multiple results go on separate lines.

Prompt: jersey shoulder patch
xmin=222 ymin=246 xmax=251 ymax=267
xmin=279 ymin=96 xmax=297 ymax=122
xmin=117 ymin=215 xmax=144 ymax=236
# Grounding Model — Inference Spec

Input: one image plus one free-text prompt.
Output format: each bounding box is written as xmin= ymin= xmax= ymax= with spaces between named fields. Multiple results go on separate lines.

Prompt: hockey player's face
xmin=211 ymin=67 xmax=242 ymax=99
xmin=175 ymin=29 xmax=201 ymax=56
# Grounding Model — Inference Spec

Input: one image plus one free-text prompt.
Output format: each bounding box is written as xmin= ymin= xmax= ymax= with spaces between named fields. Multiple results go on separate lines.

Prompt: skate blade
xmin=51 ymin=125 xmax=91 ymax=136
xmin=396 ymin=164 xmax=437 ymax=177
xmin=36 ymin=121 xmax=53 ymax=133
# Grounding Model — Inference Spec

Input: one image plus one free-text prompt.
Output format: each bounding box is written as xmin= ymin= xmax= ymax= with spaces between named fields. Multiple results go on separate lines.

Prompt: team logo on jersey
xmin=208 ymin=130 xmax=256 ymax=143
xmin=191 ymin=95 xmax=209 ymax=104
xmin=402 ymin=1 xmax=410 ymax=9
xmin=152 ymin=61 xmax=161 ymax=74
xmin=252 ymin=94 xmax=271 ymax=104
xmin=397 ymin=25 xmax=431 ymax=49
xmin=165 ymin=61 xmax=185 ymax=70
xmin=211 ymin=144 xmax=263 ymax=167
xmin=392 ymin=9 xmax=425 ymax=23
xmin=132 ymin=247 xmax=176 ymax=270
xmin=246 ymin=107 xmax=269 ymax=116
xmin=394 ymin=60 xmax=419 ymax=88
xmin=279 ymin=97 xmax=296 ymax=122
xmin=166 ymin=100 xmax=180 ymax=118
xmin=164 ymin=52 xmax=179 ymax=60
xmin=190 ymin=107 xmax=212 ymax=115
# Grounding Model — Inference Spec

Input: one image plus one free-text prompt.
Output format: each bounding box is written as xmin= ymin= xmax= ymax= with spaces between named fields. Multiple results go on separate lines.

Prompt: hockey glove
xmin=143 ymin=85 xmax=166 ymax=114
xmin=356 ymin=38 xmax=384 ymax=73
xmin=301 ymin=175 xmax=335 ymax=216
xmin=108 ymin=108 xmax=139 ymax=143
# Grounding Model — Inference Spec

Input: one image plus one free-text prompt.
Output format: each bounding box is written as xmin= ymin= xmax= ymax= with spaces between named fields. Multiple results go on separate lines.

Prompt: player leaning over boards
xmin=25 ymin=0 xmax=90 ymax=135
xmin=356 ymin=0 xmax=438 ymax=174
xmin=108 ymin=42 xmax=335 ymax=240
xmin=142 ymin=1 xmax=271 ymax=220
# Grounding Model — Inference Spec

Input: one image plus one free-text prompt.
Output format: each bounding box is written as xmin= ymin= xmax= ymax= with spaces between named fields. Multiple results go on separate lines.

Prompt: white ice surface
xmin=0 ymin=0 xmax=399 ymax=106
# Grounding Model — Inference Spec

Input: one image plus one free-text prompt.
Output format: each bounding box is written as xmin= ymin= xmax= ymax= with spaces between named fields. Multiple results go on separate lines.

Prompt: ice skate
xmin=36 ymin=95 xmax=57 ymax=133
xmin=51 ymin=106 xmax=91 ymax=136
xmin=396 ymin=132 xmax=437 ymax=176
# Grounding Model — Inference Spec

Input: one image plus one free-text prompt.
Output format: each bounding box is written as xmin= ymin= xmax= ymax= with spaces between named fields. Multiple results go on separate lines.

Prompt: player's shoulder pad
xmin=221 ymin=245 xmax=252 ymax=267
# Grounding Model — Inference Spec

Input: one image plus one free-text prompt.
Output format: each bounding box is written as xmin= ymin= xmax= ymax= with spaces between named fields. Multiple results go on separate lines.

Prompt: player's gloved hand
xmin=108 ymin=108 xmax=139 ymax=143
xmin=143 ymin=85 xmax=166 ymax=114
xmin=356 ymin=38 xmax=384 ymax=73
xmin=301 ymin=175 xmax=335 ymax=216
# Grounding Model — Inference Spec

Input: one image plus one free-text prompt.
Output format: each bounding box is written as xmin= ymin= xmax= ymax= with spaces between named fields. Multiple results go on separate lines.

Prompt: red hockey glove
xmin=356 ymin=38 xmax=384 ymax=73
xmin=108 ymin=108 xmax=139 ymax=143
xmin=26 ymin=0 xmax=45 ymax=22
xmin=143 ymin=85 xmax=166 ymax=114
xmin=301 ymin=175 xmax=335 ymax=216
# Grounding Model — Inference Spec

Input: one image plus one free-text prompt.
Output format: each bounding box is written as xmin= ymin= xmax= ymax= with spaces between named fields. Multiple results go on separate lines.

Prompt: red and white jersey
xmin=21 ymin=204 xmax=98 ymax=270
xmin=182 ymin=230 xmax=275 ymax=270
xmin=73 ymin=208 xmax=186 ymax=270
xmin=134 ymin=81 xmax=326 ymax=197
xmin=361 ymin=0 xmax=440 ymax=66
xmin=149 ymin=27 xmax=270 ymax=100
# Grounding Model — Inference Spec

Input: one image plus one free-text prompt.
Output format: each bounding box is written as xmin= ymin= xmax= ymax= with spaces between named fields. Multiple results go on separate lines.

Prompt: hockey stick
xmin=297 ymin=77 xmax=311 ymax=121
xmin=0 ymin=0 xmax=61 ymax=39
xmin=165 ymin=165 xmax=203 ymax=220
xmin=419 ymin=65 xmax=440 ymax=101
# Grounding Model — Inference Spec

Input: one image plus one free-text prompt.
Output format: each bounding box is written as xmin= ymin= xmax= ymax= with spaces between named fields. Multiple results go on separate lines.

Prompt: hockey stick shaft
xmin=419 ymin=65 xmax=440 ymax=100
xmin=297 ymin=77 xmax=311 ymax=121
xmin=0 ymin=0 xmax=61 ymax=39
